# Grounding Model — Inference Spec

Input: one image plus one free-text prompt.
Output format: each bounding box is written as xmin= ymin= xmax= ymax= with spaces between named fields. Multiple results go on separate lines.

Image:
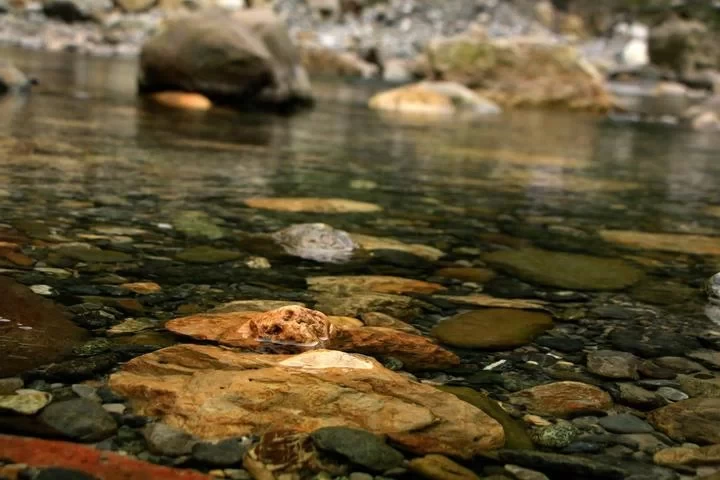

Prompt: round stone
xmin=433 ymin=309 xmax=553 ymax=349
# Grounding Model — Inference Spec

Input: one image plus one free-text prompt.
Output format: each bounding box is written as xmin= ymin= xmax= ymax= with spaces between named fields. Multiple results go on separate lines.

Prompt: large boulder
xmin=425 ymin=30 xmax=610 ymax=111
xmin=139 ymin=8 xmax=313 ymax=109
xmin=649 ymin=14 xmax=717 ymax=80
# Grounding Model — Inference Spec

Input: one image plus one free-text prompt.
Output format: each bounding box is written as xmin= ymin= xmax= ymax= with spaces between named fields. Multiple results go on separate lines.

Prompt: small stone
xmin=39 ymin=398 xmax=117 ymax=441
xmin=505 ymin=464 xmax=550 ymax=480
xmin=408 ymin=454 xmax=480 ymax=480
xmin=71 ymin=384 xmax=100 ymax=402
xmin=509 ymin=382 xmax=613 ymax=418
xmin=102 ymin=403 xmax=126 ymax=415
xmin=34 ymin=468 xmax=98 ymax=480
xmin=657 ymin=386 xmax=689 ymax=402
xmin=654 ymin=357 xmax=706 ymax=374
xmin=617 ymin=383 xmax=665 ymax=410
xmin=0 ymin=389 xmax=52 ymax=415
xmin=192 ymin=439 xmax=247 ymax=467
xmin=244 ymin=257 xmax=271 ymax=269
xmin=119 ymin=282 xmax=162 ymax=295
xmin=176 ymin=246 xmax=242 ymax=264
xmin=349 ymin=473 xmax=374 ymax=480
xmin=598 ymin=414 xmax=654 ymax=434
xmin=637 ymin=361 xmax=677 ymax=380
xmin=0 ymin=377 xmax=23 ymax=394
xmin=30 ymin=285 xmax=54 ymax=296
xmin=531 ymin=423 xmax=579 ymax=449
xmin=311 ymin=427 xmax=405 ymax=472
xmin=144 ymin=422 xmax=198 ymax=456
xmin=587 ymin=350 xmax=640 ymax=380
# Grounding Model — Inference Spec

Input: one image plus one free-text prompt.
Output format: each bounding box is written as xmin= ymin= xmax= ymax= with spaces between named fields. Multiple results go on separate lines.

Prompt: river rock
xmin=495 ymin=450 xmax=625 ymax=479
xmin=115 ymin=0 xmax=155 ymax=12
xmin=54 ymin=245 xmax=133 ymax=263
xmin=0 ymin=378 xmax=23 ymax=395
xmin=654 ymin=444 xmax=720 ymax=467
xmin=617 ymin=383 xmax=665 ymax=410
xmin=648 ymin=397 xmax=720 ymax=443
xmin=38 ymin=399 xmax=117 ymax=442
xmin=599 ymin=230 xmax=720 ymax=256
xmin=598 ymin=414 xmax=654 ymax=434
xmin=483 ymin=248 xmax=643 ymax=290
xmin=586 ymin=350 xmax=640 ymax=380
xmin=369 ymin=81 xmax=500 ymax=116
xmin=109 ymin=345 xmax=504 ymax=457
xmin=172 ymin=211 xmax=225 ymax=240
xmin=0 ymin=277 xmax=88 ymax=377
xmin=350 ymin=233 xmax=444 ymax=261
xmin=426 ymin=33 xmax=610 ymax=111
xmin=271 ymin=223 xmax=358 ymax=263
xmin=649 ymin=15 xmax=716 ymax=79
xmin=313 ymin=292 xmax=425 ymax=320
xmin=0 ymin=389 xmax=52 ymax=415
xmin=509 ymin=382 xmax=613 ymax=418
xmin=192 ymin=438 xmax=248 ymax=467
xmin=677 ymin=374 xmax=720 ymax=398
xmin=435 ymin=267 xmax=496 ymax=283
xmin=41 ymin=0 xmax=112 ymax=22
xmin=175 ymin=246 xmax=242 ymax=264
xmin=432 ymin=308 xmax=553 ymax=349
xmin=0 ymin=61 xmax=35 ymax=94
xmin=310 ymin=427 xmax=405 ymax=472
xmin=144 ymin=422 xmax=198 ymax=457
xmin=211 ymin=299 xmax=306 ymax=313
xmin=308 ymin=275 xmax=445 ymax=295
xmin=360 ymin=312 xmax=420 ymax=334
xmin=408 ymin=454 xmax=480 ymax=480
xmin=139 ymin=8 xmax=312 ymax=108
xmin=245 ymin=197 xmax=380 ymax=213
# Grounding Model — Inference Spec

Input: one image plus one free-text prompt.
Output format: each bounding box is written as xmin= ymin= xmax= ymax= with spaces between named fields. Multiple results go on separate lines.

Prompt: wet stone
xmin=0 ymin=389 xmax=52 ymax=415
xmin=144 ymin=422 xmax=198 ymax=456
xmin=637 ymin=361 xmax=677 ymax=380
xmin=191 ymin=438 xmax=248 ymax=467
xmin=654 ymin=357 xmax=706 ymax=374
xmin=0 ymin=377 xmax=23 ymax=394
xmin=687 ymin=350 xmax=720 ymax=370
xmin=38 ymin=398 xmax=117 ymax=442
xmin=598 ymin=414 xmax=655 ymax=434
xmin=535 ymin=335 xmax=585 ymax=353
xmin=586 ymin=350 xmax=640 ymax=380
xmin=616 ymin=383 xmax=665 ymax=410
xmin=609 ymin=329 xmax=702 ymax=359
xmin=656 ymin=387 xmax=689 ymax=402
xmin=531 ymin=423 xmax=579 ymax=449
xmin=310 ymin=427 xmax=405 ymax=472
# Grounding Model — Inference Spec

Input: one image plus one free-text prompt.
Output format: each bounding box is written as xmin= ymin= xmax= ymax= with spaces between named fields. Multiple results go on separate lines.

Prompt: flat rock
xmin=313 ymin=292 xmax=426 ymax=320
xmin=408 ymin=454 xmax=481 ymax=480
xmin=435 ymin=267 xmax=496 ymax=283
xmin=145 ymin=422 xmax=198 ymax=456
xmin=245 ymin=197 xmax=381 ymax=213
xmin=509 ymin=382 xmax=613 ymax=418
xmin=433 ymin=294 xmax=547 ymax=311
xmin=0 ymin=277 xmax=88 ymax=376
xmin=600 ymin=230 xmax=720 ymax=256
xmin=38 ymin=398 xmax=117 ymax=442
xmin=109 ymin=345 xmax=504 ymax=457
xmin=654 ymin=444 xmax=720 ymax=467
xmin=495 ymin=450 xmax=625 ymax=479
xmin=54 ymin=245 xmax=133 ymax=263
xmin=688 ymin=350 xmax=720 ymax=369
xmin=432 ymin=308 xmax=553 ymax=349
xmin=175 ymin=246 xmax=242 ymax=264
xmin=617 ymin=383 xmax=665 ymax=410
xmin=360 ymin=312 xmax=420 ymax=334
xmin=598 ymin=414 xmax=654 ymax=434
xmin=483 ymin=248 xmax=643 ymax=291
xmin=172 ymin=211 xmax=225 ymax=240
xmin=119 ymin=282 xmax=162 ymax=295
xmin=0 ymin=434 xmax=210 ymax=479
xmin=310 ymin=426 xmax=405 ymax=472
xmin=648 ymin=397 xmax=720 ymax=443
xmin=677 ymin=374 xmax=720 ymax=398
xmin=350 ymin=233 xmax=444 ymax=261
xmin=192 ymin=438 xmax=248 ymax=467
xmin=586 ymin=350 xmax=640 ymax=380
xmin=308 ymin=275 xmax=445 ymax=295
xmin=210 ymin=300 xmax=305 ymax=314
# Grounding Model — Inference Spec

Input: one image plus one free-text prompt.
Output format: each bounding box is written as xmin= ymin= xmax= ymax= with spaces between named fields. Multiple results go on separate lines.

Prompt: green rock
xmin=176 ymin=246 xmax=242 ymax=264
xmin=631 ymin=281 xmax=697 ymax=306
xmin=483 ymin=248 xmax=643 ymax=291
xmin=310 ymin=426 xmax=405 ymax=472
xmin=172 ymin=211 xmax=225 ymax=240
xmin=73 ymin=338 xmax=112 ymax=357
xmin=56 ymin=246 xmax=134 ymax=263
xmin=432 ymin=309 xmax=553 ymax=349
xmin=438 ymin=385 xmax=534 ymax=450
xmin=530 ymin=423 xmax=579 ymax=449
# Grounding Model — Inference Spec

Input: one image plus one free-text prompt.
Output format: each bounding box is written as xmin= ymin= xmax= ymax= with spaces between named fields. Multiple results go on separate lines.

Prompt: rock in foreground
xmin=139 ymin=8 xmax=312 ymax=109
xmin=109 ymin=345 xmax=504 ymax=457
xmin=369 ymin=81 xmax=501 ymax=117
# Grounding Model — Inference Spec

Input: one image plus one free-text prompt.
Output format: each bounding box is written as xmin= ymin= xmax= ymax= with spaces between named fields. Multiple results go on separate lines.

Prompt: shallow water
xmin=2 ymin=46 xmax=720 ymax=375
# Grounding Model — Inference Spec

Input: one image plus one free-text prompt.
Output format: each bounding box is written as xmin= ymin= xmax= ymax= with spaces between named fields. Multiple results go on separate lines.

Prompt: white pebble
xmin=30 ymin=285 xmax=54 ymax=296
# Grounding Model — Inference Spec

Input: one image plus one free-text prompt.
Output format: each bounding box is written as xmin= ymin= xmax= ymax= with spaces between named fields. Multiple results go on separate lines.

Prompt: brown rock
xmin=0 ymin=277 xmax=88 ymax=376
xmin=211 ymin=300 xmax=305 ymax=314
xmin=599 ymin=230 xmax=720 ymax=256
xmin=313 ymin=292 xmax=425 ymax=320
xmin=308 ymin=275 xmax=445 ymax=295
xmin=109 ymin=345 xmax=504 ymax=457
xmin=409 ymin=454 xmax=480 ymax=480
xmin=509 ymin=381 xmax=613 ymax=418
xmin=331 ymin=327 xmax=460 ymax=371
xmin=360 ymin=312 xmax=421 ymax=334
xmin=434 ymin=267 xmax=496 ymax=283
xmin=150 ymin=92 xmax=212 ymax=111
xmin=120 ymin=282 xmax=162 ymax=295
xmin=586 ymin=350 xmax=640 ymax=380
xmin=648 ymin=398 xmax=720 ymax=443
xmin=654 ymin=444 xmax=720 ymax=467
xmin=244 ymin=197 xmax=381 ymax=213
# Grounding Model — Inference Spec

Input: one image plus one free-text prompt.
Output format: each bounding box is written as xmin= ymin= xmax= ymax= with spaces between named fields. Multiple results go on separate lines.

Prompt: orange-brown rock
xmin=0 ymin=243 xmax=33 ymax=268
xmin=509 ymin=381 xmax=613 ymax=418
xmin=150 ymin=92 xmax=212 ymax=111
xmin=654 ymin=445 xmax=720 ymax=467
xmin=434 ymin=267 xmax=496 ymax=283
xmin=360 ymin=312 xmax=421 ymax=334
xmin=120 ymin=282 xmax=162 ymax=295
xmin=0 ymin=277 xmax=88 ymax=376
xmin=166 ymin=307 xmax=457 ymax=370
xmin=330 ymin=327 xmax=460 ymax=370
xmin=308 ymin=275 xmax=445 ymax=295
xmin=648 ymin=398 xmax=720 ymax=444
xmin=109 ymin=345 xmax=504 ymax=457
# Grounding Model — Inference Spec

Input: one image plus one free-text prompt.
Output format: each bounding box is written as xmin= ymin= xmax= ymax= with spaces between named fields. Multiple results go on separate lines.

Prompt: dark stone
xmin=598 ymin=414 xmax=654 ymax=434
xmin=310 ymin=427 xmax=405 ymax=472
xmin=562 ymin=441 xmax=605 ymax=454
xmin=592 ymin=306 xmax=636 ymax=320
xmin=495 ymin=450 xmax=626 ymax=479
xmin=35 ymin=468 xmax=98 ymax=480
xmin=25 ymin=353 xmax=120 ymax=382
xmin=69 ymin=303 xmax=122 ymax=329
xmin=191 ymin=438 xmax=247 ymax=466
xmin=637 ymin=361 xmax=677 ymax=380
xmin=608 ymin=329 xmax=701 ymax=358
xmin=38 ymin=399 xmax=117 ymax=442
xmin=535 ymin=335 xmax=585 ymax=353
xmin=97 ymin=386 xmax=125 ymax=403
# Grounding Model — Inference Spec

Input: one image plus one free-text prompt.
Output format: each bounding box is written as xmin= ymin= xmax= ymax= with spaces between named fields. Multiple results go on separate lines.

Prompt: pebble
xmin=617 ymin=383 xmax=665 ymax=409
xmin=586 ymin=350 xmax=639 ymax=379
xmin=598 ymin=414 xmax=655 ymax=434
xmin=144 ymin=422 xmax=197 ymax=456
xmin=102 ymin=403 xmax=126 ymax=415
xmin=657 ymin=386 xmax=689 ymax=402
xmin=30 ymin=284 xmax=54 ymax=296
xmin=71 ymin=384 xmax=101 ymax=402
xmin=0 ymin=389 xmax=52 ymax=415
xmin=531 ymin=423 xmax=579 ymax=449
xmin=408 ymin=454 xmax=480 ymax=480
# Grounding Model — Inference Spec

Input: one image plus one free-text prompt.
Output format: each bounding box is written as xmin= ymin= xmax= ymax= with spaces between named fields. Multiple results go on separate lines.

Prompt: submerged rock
xmin=313 ymin=292 xmax=425 ymax=320
xmin=484 ymin=248 xmax=643 ymax=291
xmin=408 ymin=454 xmax=481 ymax=480
xmin=139 ymin=8 xmax=313 ymax=109
xmin=509 ymin=382 xmax=613 ymax=418
xmin=0 ymin=276 xmax=88 ymax=377
xmin=0 ymin=389 xmax=52 ymax=415
xmin=109 ymin=345 xmax=505 ymax=457
xmin=649 ymin=397 xmax=720 ymax=444
xmin=245 ymin=197 xmax=381 ymax=213
xmin=600 ymin=230 xmax=720 ymax=256
xmin=175 ymin=246 xmax=242 ymax=264
xmin=350 ymin=233 xmax=444 ymax=261
xmin=308 ymin=275 xmax=445 ymax=295
xmin=172 ymin=211 xmax=225 ymax=240
xmin=369 ymin=81 xmax=501 ymax=117
xmin=271 ymin=223 xmax=358 ymax=263
xmin=0 ymin=61 xmax=35 ymax=94
xmin=433 ymin=308 xmax=553 ymax=349
xmin=310 ymin=427 xmax=405 ymax=472
xmin=38 ymin=399 xmax=117 ymax=442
